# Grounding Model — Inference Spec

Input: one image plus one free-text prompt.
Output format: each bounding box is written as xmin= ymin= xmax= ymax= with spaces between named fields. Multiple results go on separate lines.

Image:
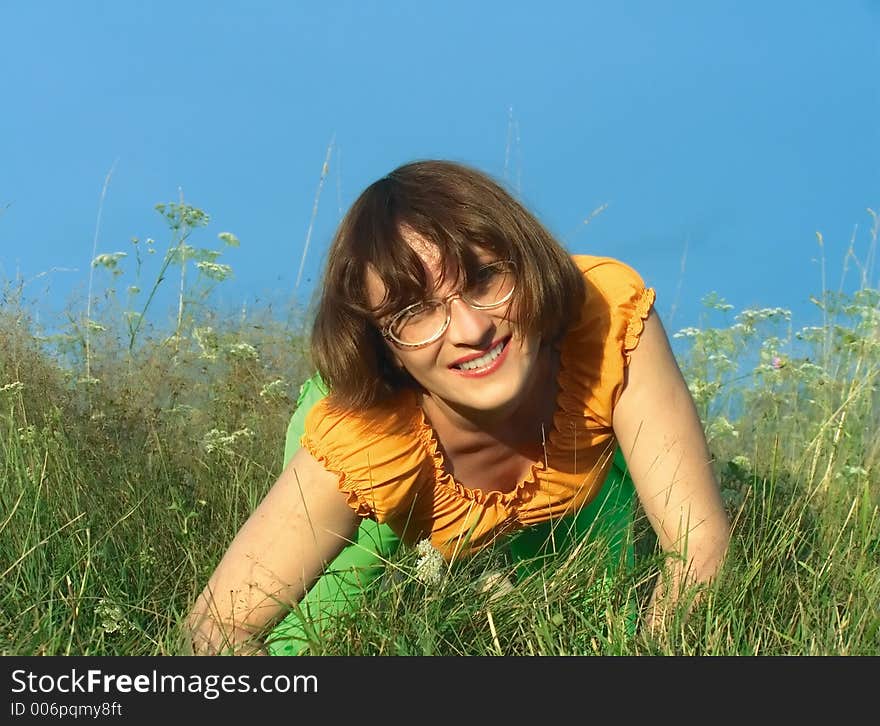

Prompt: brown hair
xmin=311 ymin=159 xmax=586 ymax=410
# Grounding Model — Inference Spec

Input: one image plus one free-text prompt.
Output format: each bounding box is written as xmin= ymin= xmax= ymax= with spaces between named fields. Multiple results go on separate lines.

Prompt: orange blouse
xmin=302 ymin=255 xmax=656 ymax=560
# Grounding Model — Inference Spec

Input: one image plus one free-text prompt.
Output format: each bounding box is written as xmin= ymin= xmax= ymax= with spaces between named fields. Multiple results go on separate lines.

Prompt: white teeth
xmin=456 ymin=340 xmax=506 ymax=371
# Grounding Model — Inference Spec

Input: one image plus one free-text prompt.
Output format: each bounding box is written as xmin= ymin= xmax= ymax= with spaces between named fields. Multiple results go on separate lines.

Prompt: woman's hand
xmin=612 ymin=309 xmax=731 ymax=629
xmin=184 ymin=447 xmax=360 ymax=655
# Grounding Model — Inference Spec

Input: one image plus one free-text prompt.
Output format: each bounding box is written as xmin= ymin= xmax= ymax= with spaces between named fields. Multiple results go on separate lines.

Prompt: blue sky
xmin=1 ymin=1 xmax=878 ymax=342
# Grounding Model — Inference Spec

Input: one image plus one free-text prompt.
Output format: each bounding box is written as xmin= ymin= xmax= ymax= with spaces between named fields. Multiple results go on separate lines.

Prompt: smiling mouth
xmin=450 ymin=336 xmax=510 ymax=371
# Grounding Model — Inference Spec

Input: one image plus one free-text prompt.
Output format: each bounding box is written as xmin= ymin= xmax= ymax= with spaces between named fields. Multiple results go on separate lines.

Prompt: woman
xmin=185 ymin=159 xmax=730 ymax=655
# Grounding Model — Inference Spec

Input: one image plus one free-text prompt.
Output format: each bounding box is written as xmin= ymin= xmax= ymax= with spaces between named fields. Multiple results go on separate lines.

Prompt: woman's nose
xmin=445 ymin=297 xmax=495 ymax=347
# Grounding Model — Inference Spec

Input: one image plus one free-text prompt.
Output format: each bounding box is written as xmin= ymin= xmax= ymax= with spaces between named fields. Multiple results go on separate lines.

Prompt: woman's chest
xmin=441 ymin=440 xmax=546 ymax=496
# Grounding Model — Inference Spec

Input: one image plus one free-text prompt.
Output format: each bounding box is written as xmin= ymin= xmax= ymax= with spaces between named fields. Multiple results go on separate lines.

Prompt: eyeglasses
xmin=381 ymin=260 xmax=517 ymax=348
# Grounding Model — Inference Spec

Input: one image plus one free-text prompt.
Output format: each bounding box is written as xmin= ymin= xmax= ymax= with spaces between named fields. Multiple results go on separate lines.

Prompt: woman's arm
xmin=612 ymin=309 xmax=731 ymax=631
xmin=183 ymin=447 xmax=360 ymax=655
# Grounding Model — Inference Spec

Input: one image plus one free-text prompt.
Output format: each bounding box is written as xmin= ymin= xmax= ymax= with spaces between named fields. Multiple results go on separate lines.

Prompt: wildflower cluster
xmin=202 ymin=427 xmax=256 ymax=456
xmin=259 ymin=378 xmax=288 ymax=401
xmin=94 ymin=599 xmax=133 ymax=636
xmin=195 ymin=261 xmax=233 ymax=282
xmin=414 ymin=539 xmax=445 ymax=586
xmin=0 ymin=381 xmax=23 ymax=395
xmin=92 ymin=252 xmax=127 ymax=275
xmin=224 ymin=342 xmax=260 ymax=362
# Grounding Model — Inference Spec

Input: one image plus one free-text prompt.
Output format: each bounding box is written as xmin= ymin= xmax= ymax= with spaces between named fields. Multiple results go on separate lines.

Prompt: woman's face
xmin=366 ymin=228 xmax=544 ymax=422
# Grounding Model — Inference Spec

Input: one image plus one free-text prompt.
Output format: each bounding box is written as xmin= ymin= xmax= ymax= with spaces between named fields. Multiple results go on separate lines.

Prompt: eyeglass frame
xmin=379 ymin=259 xmax=517 ymax=349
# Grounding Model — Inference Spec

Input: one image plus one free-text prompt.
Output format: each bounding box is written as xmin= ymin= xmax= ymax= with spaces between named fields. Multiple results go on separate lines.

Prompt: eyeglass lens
xmin=389 ymin=262 xmax=514 ymax=345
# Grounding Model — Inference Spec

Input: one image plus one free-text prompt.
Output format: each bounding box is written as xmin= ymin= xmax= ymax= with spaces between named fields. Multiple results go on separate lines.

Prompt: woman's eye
xmin=399 ymin=303 xmax=430 ymax=321
xmin=472 ymin=263 xmax=502 ymax=287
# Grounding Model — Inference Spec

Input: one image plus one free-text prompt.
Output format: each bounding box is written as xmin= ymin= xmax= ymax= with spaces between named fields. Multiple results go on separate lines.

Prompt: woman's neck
xmin=419 ymin=343 xmax=559 ymax=453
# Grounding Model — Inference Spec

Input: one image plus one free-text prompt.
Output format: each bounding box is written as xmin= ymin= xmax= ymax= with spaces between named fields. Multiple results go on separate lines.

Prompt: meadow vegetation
xmin=1 ymin=202 xmax=878 ymax=655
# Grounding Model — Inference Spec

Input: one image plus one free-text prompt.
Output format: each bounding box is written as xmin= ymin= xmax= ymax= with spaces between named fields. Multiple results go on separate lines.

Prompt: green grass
xmin=1 ymin=205 xmax=878 ymax=655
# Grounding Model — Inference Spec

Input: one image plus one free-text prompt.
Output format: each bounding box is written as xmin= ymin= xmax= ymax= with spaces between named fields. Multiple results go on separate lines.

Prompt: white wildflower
xmin=415 ymin=539 xmax=445 ymax=586
xmin=737 ymin=307 xmax=791 ymax=325
xmin=730 ymin=455 xmax=751 ymax=470
xmin=707 ymin=353 xmax=731 ymax=364
xmin=673 ymin=327 xmax=702 ymax=339
xmin=165 ymin=244 xmax=196 ymax=266
xmin=218 ymin=232 xmax=240 ymax=247
xmin=0 ymin=381 xmax=23 ymax=395
xmin=259 ymin=378 xmax=288 ymax=401
xmin=686 ymin=379 xmax=720 ymax=404
xmin=203 ymin=428 xmax=235 ymax=455
xmin=707 ymin=416 xmax=739 ymax=442
xmin=224 ymin=342 xmax=259 ymax=362
xmin=95 ymin=599 xmax=132 ymax=636
xmin=91 ymin=252 xmax=127 ymax=270
xmin=202 ymin=427 xmax=255 ymax=456
xmin=196 ymin=261 xmax=233 ymax=282
xmin=137 ymin=547 xmax=158 ymax=568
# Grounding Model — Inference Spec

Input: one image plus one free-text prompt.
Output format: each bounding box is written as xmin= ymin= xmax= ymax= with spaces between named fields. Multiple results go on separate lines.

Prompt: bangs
xmin=345 ymin=193 xmax=516 ymax=319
